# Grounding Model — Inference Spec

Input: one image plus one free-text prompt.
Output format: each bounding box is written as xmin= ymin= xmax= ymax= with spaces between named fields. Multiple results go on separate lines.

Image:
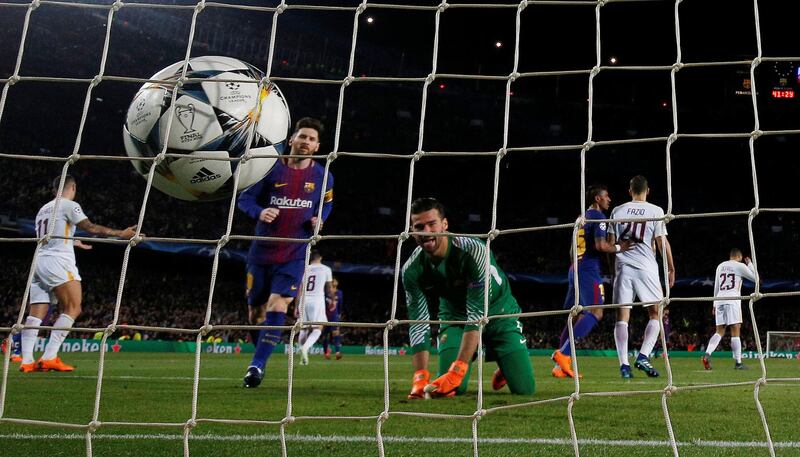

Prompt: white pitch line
xmin=0 ymin=433 xmax=799 ymax=448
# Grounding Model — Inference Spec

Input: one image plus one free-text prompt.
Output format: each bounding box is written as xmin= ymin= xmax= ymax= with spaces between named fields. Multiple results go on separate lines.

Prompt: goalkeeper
xmin=402 ymin=198 xmax=535 ymax=398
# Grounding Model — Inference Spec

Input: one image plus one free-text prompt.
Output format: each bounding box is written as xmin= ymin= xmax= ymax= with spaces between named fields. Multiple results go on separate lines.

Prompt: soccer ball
xmin=123 ymin=56 xmax=290 ymax=201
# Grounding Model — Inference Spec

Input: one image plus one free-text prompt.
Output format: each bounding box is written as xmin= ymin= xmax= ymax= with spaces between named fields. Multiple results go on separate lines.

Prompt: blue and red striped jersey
xmin=238 ymin=159 xmax=333 ymax=265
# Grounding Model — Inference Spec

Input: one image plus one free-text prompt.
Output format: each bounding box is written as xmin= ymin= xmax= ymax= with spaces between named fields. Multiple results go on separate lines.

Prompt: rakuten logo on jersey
xmin=270 ymin=196 xmax=313 ymax=208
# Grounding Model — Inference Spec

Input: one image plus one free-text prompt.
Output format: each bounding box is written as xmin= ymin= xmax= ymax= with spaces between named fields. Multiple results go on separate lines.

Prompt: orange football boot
xmin=37 ymin=357 xmax=74 ymax=372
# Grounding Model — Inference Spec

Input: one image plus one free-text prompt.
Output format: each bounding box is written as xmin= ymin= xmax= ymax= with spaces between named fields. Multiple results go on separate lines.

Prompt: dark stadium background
xmin=1 ymin=0 xmax=798 ymax=350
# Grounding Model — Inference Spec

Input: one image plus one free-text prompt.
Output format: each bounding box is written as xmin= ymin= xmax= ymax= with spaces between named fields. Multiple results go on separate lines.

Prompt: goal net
xmin=1 ymin=0 xmax=799 ymax=456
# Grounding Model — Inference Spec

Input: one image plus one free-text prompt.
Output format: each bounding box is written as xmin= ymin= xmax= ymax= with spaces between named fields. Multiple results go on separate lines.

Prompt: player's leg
xmin=613 ymin=265 xmax=634 ymax=377
xmin=321 ymin=326 xmax=331 ymax=358
xmin=488 ymin=318 xmax=535 ymax=395
xmin=299 ymin=302 xmax=326 ymax=365
xmin=39 ymin=278 xmax=82 ymax=371
xmin=556 ymin=271 xmax=604 ymax=377
xmin=333 ymin=328 xmax=343 ymax=359
xmin=630 ymin=269 xmax=662 ymax=377
xmin=437 ymin=325 xmax=472 ymax=396
xmin=246 ymin=267 xmax=266 ymax=347
xmin=730 ymin=302 xmax=745 ymax=368
xmin=552 ymin=268 xmax=577 ymax=378
xmin=703 ymin=309 xmax=726 ymax=370
xmin=21 ymin=297 xmax=49 ymax=372
xmin=245 ymin=261 xmax=303 ymax=387
xmin=11 ymin=332 xmax=22 ymax=362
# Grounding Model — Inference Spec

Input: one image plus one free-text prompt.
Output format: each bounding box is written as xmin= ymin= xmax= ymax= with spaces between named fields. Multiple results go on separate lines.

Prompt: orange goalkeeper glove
xmin=424 ymin=360 xmax=468 ymax=398
xmin=408 ymin=369 xmax=431 ymax=400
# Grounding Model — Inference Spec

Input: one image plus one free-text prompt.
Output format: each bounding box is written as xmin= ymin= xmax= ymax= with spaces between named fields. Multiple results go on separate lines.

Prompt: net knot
xmin=487 ymin=229 xmax=500 ymax=241
xmin=7 ymin=75 xmax=21 ymax=86
xmin=310 ymin=234 xmax=322 ymax=245
xmin=667 ymin=132 xmax=679 ymax=145
xmin=750 ymin=291 xmax=763 ymax=301
xmin=398 ymin=231 xmax=410 ymax=242
xmin=185 ymin=419 xmax=197 ymax=429
xmin=569 ymin=392 xmax=580 ymax=403
xmin=276 ymin=2 xmax=287 ymax=14
xmin=199 ymin=324 xmax=213 ymax=336
xmin=111 ymin=0 xmax=123 ymax=12
xmin=597 ymin=0 xmax=609 ymax=7
xmin=663 ymin=212 xmax=675 ymax=223
xmin=90 ymin=76 xmax=103 ymax=88
xmin=751 ymin=57 xmax=762 ymax=67
xmin=30 ymin=0 xmax=41 ymax=10
xmin=750 ymin=129 xmax=763 ymax=139
xmin=660 ymin=296 xmax=670 ymax=307
xmin=478 ymin=316 xmax=490 ymax=327
xmin=105 ymin=324 xmax=117 ymax=336
xmin=508 ymin=72 xmax=519 ymax=82
xmin=474 ymin=409 xmax=487 ymax=419
xmin=518 ymin=0 xmax=529 ymax=11
xmin=590 ymin=66 xmax=601 ymax=77
xmin=378 ymin=411 xmax=390 ymax=422
xmin=582 ymin=140 xmax=595 ymax=151
xmin=749 ymin=207 xmax=760 ymax=218
xmin=425 ymin=74 xmax=436 ymax=85
xmin=386 ymin=319 xmax=399 ymax=330
xmin=570 ymin=305 xmax=583 ymax=317
xmin=436 ymin=1 xmax=450 ymax=12
xmin=129 ymin=235 xmax=143 ymax=247
xmin=218 ymin=234 xmax=229 ymax=247
xmin=343 ymin=76 xmax=355 ymax=87
xmin=153 ymin=152 xmax=166 ymax=165
xmin=87 ymin=420 xmax=101 ymax=433
xmin=496 ymin=147 xmax=507 ymax=159
xmin=755 ymin=377 xmax=767 ymax=388
xmin=10 ymin=323 xmax=24 ymax=334
xmin=239 ymin=150 xmax=253 ymax=165
xmin=194 ymin=1 xmax=206 ymax=13
xmin=327 ymin=151 xmax=338 ymax=162
xmin=663 ymin=385 xmax=677 ymax=396
xmin=356 ymin=2 xmax=368 ymax=15
xmin=412 ymin=150 xmax=425 ymax=161
xmin=68 ymin=153 xmax=81 ymax=165
xmin=282 ymin=416 xmax=296 ymax=425
xmin=671 ymin=62 xmax=684 ymax=72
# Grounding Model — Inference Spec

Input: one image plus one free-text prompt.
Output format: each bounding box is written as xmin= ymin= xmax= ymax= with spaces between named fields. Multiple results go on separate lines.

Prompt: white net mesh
xmin=1 ymin=1 xmax=799 ymax=456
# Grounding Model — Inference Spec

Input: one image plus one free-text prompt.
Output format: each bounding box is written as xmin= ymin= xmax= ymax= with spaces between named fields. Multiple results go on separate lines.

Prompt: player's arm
xmin=76 ymin=219 xmax=138 ymax=239
xmin=736 ymin=261 xmax=758 ymax=285
xmin=237 ymin=178 xmax=279 ymax=223
xmin=403 ymin=269 xmax=433 ymax=399
xmin=594 ymin=220 xmax=631 ymax=253
xmin=426 ymin=252 xmax=484 ymax=398
xmin=654 ymin=236 xmax=675 ymax=288
xmin=310 ymin=174 xmax=334 ymax=230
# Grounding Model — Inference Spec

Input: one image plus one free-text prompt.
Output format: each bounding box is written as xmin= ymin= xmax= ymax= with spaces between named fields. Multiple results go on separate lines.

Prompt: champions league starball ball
xmin=123 ymin=56 xmax=290 ymax=201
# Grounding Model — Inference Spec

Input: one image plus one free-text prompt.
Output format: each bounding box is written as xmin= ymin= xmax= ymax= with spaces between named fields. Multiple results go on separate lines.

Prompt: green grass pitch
xmin=1 ymin=352 xmax=797 ymax=457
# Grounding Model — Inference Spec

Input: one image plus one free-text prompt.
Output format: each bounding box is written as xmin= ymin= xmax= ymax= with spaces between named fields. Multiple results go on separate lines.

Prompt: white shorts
xmin=714 ymin=301 xmax=742 ymax=326
xmin=301 ymin=299 xmax=328 ymax=324
xmin=29 ymin=256 xmax=81 ymax=304
xmin=613 ymin=263 xmax=663 ymax=308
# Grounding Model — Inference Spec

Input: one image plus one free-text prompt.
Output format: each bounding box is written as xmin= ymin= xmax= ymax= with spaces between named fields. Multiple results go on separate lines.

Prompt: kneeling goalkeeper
xmin=402 ymin=197 xmax=535 ymax=398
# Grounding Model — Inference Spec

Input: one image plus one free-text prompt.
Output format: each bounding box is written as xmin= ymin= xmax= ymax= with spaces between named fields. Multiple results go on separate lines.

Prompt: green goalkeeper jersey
xmin=401 ymin=236 xmax=522 ymax=354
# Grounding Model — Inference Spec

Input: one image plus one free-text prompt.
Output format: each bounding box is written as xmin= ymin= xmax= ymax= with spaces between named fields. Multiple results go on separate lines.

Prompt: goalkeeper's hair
xmin=629 ymin=175 xmax=649 ymax=195
xmin=52 ymin=174 xmax=76 ymax=196
xmin=294 ymin=117 xmax=324 ymax=137
xmin=410 ymin=197 xmax=446 ymax=218
xmin=587 ymin=184 xmax=608 ymax=204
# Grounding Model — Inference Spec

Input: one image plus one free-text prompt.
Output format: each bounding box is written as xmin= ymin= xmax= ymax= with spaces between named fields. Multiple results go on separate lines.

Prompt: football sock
xmin=334 ymin=334 xmax=342 ymax=353
xmin=731 ymin=337 xmax=742 ymax=363
xmin=706 ymin=333 xmax=722 ymax=355
xmin=638 ymin=319 xmax=660 ymax=359
xmin=557 ymin=324 xmax=570 ymax=351
xmin=301 ymin=329 xmax=322 ymax=352
xmin=42 ymin=314 xmax=75 ymax=360
xmin=559 ymin=312 xmax=599 ymax=357
xmin=614 ymin=321 xmax=629 ymax=366
xmin=21 ymin=316 xmax=42 ymax=365
xmin=297 ymin=329 xmax=308 ymax=347
xmin=322 ymin=332 xmax=330 ymax=353
xmin=249 ymin=330 xmax=260 ymax=349
xmin=12 ymin=332 xmax=21 ymax=355
xmin=250 ymin=312 xmax=285 ymax=371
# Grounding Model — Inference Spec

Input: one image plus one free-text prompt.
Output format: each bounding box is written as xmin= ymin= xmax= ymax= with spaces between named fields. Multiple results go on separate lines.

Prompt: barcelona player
xmin=322 ymin=276 xmax=344 ymax=360
xmin=237 ymin=117 xmax=333 ymax=388
xmin=551 ymin=185 xmax=631 ymax=378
